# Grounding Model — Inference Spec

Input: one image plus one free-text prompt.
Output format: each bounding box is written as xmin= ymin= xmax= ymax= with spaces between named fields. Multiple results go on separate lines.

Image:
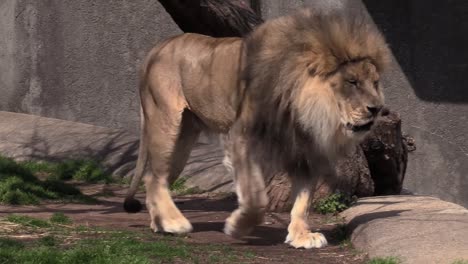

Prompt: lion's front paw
xmin=285 ymin=231 xmax=328 ymax=249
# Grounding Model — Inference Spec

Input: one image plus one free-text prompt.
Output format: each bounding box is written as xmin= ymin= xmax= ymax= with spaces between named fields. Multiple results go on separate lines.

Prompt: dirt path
xmin=0 ymin=184 xmax=368 ymax=264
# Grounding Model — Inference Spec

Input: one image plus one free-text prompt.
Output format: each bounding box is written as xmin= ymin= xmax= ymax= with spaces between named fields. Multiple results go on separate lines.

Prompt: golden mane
xmin=244 ymin=8 xmax=391 ymax=77
xmin=241 ymin=7 xmax=391 ymax=159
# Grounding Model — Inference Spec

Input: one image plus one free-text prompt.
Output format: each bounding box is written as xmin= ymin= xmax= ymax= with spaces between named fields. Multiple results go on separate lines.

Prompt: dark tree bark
xmin=157 ymin=0 xmax=409 ymax=212
xmin=360 ymin=110 xmax=409 ymax=195
xmin=157 ymin=0 xmax=263 ymax=37
xmin=265 ymin=172 xmax=292 ymax=212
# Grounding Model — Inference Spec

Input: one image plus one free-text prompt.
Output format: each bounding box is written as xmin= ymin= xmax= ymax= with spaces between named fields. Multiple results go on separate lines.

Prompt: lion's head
xmin=243 ymin=8 xmax=391 ymax=157
xmin=330 ymin=59 xmax=385 ymax=136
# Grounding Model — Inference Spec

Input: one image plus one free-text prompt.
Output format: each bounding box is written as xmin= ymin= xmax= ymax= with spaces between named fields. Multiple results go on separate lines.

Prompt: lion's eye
xmin=374 ymin=81 xmax=379 ymax=88
xmin=347 ymin=80 xmax=358 ymax=86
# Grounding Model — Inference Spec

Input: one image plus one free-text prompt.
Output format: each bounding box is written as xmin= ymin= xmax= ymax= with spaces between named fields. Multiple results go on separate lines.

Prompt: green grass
xmin=0 ymin=238 xmax=25 ymax=250
xmin=50 ymin=212 xmax=73 ymax=225
xmin=0 ymin=215 xmax=253 ymax=264
xmin=6 ymin=213 xmax=73 ymax=228
xmin=339 ymin=238 xmax=352 ymax=249
xmin=0 ymin=155 xmax=110 ymax=205
xmin=313 ymin=192 xmax=357 ymax=215
xmin=39 ymin=235 xmax=57 ymax=247
xmin=50 ymin=159 xmax=112 ymax=183
xmin=1 ymin=155 xmax=111 ymax=183
xmin=367 ymin=256 xmax=401 ymax=264
xmin=452 ymin=260 xmax=468 ymax=264
xmin=0 ymin=236 xmax=192 ymax=264
xmin=170 ymin=177 xmax=203 ymax=195
xmin=6 ymin=214 xmax=52 ymax=228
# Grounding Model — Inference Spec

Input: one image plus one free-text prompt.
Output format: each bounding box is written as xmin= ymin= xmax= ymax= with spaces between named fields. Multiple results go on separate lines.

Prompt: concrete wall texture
xmin=0 ymin=0 xmax=181 ymax=134
xmin=1 ymin=0 xmax=467 ymax=207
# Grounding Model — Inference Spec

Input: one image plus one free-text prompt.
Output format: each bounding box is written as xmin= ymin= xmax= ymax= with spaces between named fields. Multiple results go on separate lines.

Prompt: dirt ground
xmin=0 ymin=184 xmax=369 ymax=264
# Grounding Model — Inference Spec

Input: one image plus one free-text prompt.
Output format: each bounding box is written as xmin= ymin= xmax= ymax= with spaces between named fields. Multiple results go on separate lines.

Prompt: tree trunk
xmin=360 ymin=109 xmax=409 ymax=195
xmin=157 ymin=0 xmax=263 ymax=37
xmin=157 ymin=0 xmax=409 ymax=212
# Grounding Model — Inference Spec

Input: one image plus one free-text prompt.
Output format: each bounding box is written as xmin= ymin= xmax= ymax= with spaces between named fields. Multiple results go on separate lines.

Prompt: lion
xmin=123 ymin=7 xmax=391 ymax=249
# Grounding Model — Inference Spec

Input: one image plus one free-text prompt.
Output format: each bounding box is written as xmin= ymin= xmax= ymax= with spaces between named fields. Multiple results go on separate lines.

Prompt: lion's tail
xmin=123 ymin=105 xmax=147 ymax=213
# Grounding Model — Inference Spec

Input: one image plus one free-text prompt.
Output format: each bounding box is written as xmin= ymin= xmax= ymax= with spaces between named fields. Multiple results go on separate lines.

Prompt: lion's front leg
xmin=285 ymin=175 xmax=328 ymax=249
xmin=223 ymin=136 xmax=268 ymax=239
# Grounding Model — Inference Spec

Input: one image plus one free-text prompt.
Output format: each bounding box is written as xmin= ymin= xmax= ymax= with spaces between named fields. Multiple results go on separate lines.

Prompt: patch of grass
xmin=6 ymin=215 xmax=51 ymax=228
xmin=51 ymin=159 xmax=111 ymax=183
xmin=339 ymin=238 xmax=353 ymax=249
xmin=243 ymin=251 xmax=256 ymax=259
xmin=452 ymin=260 xmax=468 ymax=264
xmin=0 ymin=156 xmax=54 ymax=205
xmin=1 ymin=155 xmax=111 ymax=184
xmin=0 ymin=237 xmax=190 ymax=264
xmin=0 ymin=238 xmax=25 ymax=250
xmin=170 ymin=177 xmax=189 ymax=192
xmin=74 ymin=225 xmax=90 ymax=232
xmin=0 ymin=216 xmax=254 ymax=264
xmin=50 ymin=212 xmax=72 ymax=225
xmin=21 ymin=160 xmax=57 ymax=175
xmin=314 ymin=192 xmax=356 ymax=215
xmin=367 ymin=256 xmax=402 ymax=264
xmin=0 ymin=155 xmax=108 ymax=205
xmin=170 ymin=177 xmax=203 ymax=196
xmin=39 ymin=235 xmax=57 ymax=247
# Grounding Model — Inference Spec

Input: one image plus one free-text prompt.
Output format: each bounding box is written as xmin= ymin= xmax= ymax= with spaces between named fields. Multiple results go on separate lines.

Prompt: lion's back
xmin=144 ymin=33 xmax=246 ymax=133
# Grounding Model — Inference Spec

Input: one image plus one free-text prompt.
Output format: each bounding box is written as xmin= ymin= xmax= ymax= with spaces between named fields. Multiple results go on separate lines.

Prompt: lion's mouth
xmin=347 ymin=120 xmax=374 ymax=132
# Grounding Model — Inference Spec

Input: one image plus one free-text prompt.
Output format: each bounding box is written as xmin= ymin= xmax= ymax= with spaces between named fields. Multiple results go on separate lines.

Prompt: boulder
xmin=0 ymin=111 xmax=139 ymax=178
xmin=341 ymin=195 xmax=468 ymax=264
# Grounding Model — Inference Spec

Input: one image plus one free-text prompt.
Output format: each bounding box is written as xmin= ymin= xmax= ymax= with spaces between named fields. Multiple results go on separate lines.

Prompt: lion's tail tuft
xmin=123 ymin=196 xmax=143 ymax=213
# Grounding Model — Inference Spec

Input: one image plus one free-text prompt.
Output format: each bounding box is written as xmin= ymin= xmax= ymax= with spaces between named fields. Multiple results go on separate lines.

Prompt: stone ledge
xmin=341 ymin=195 xmax=468 ymax=264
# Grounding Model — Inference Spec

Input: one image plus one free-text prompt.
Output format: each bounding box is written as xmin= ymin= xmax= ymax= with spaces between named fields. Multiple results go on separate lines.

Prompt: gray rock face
xmin=0 ymin=111 xmax=140 ymax=178
xmin=0 ymin=0 xmax=181 ymax=134
xmin=182 ymin=137 xmax=233 ymax=193
xmin=341 ymin=195 xmax=468 ymax=264
xmin=0 ymin=111 xmax=232 ymax=192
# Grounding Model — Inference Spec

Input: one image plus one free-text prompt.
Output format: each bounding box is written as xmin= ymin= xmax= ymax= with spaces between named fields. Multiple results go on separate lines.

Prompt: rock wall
xmin=0 ymin=0 xmax=181 ymax=134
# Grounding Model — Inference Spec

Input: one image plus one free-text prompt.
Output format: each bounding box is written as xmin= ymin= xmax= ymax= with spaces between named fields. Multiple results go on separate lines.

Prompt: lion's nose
xmin=367 ymin=105 xmax=383 ymax=116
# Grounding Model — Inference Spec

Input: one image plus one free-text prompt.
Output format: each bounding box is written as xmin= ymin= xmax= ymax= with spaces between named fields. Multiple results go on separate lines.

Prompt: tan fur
xmin=124 ymin=7 xmax=391 ymax=249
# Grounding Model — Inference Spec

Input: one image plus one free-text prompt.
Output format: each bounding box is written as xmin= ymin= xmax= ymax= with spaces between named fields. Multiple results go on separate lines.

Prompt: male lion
xmin=124 ymin=8 xmax=391 ymax=249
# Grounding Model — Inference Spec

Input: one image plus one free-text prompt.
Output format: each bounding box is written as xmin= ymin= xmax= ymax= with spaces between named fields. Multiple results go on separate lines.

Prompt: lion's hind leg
xmin=285 ymin=173 xmax=328 ymax=249
xmin=142 ymin=94 xmax=201 ymax=234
